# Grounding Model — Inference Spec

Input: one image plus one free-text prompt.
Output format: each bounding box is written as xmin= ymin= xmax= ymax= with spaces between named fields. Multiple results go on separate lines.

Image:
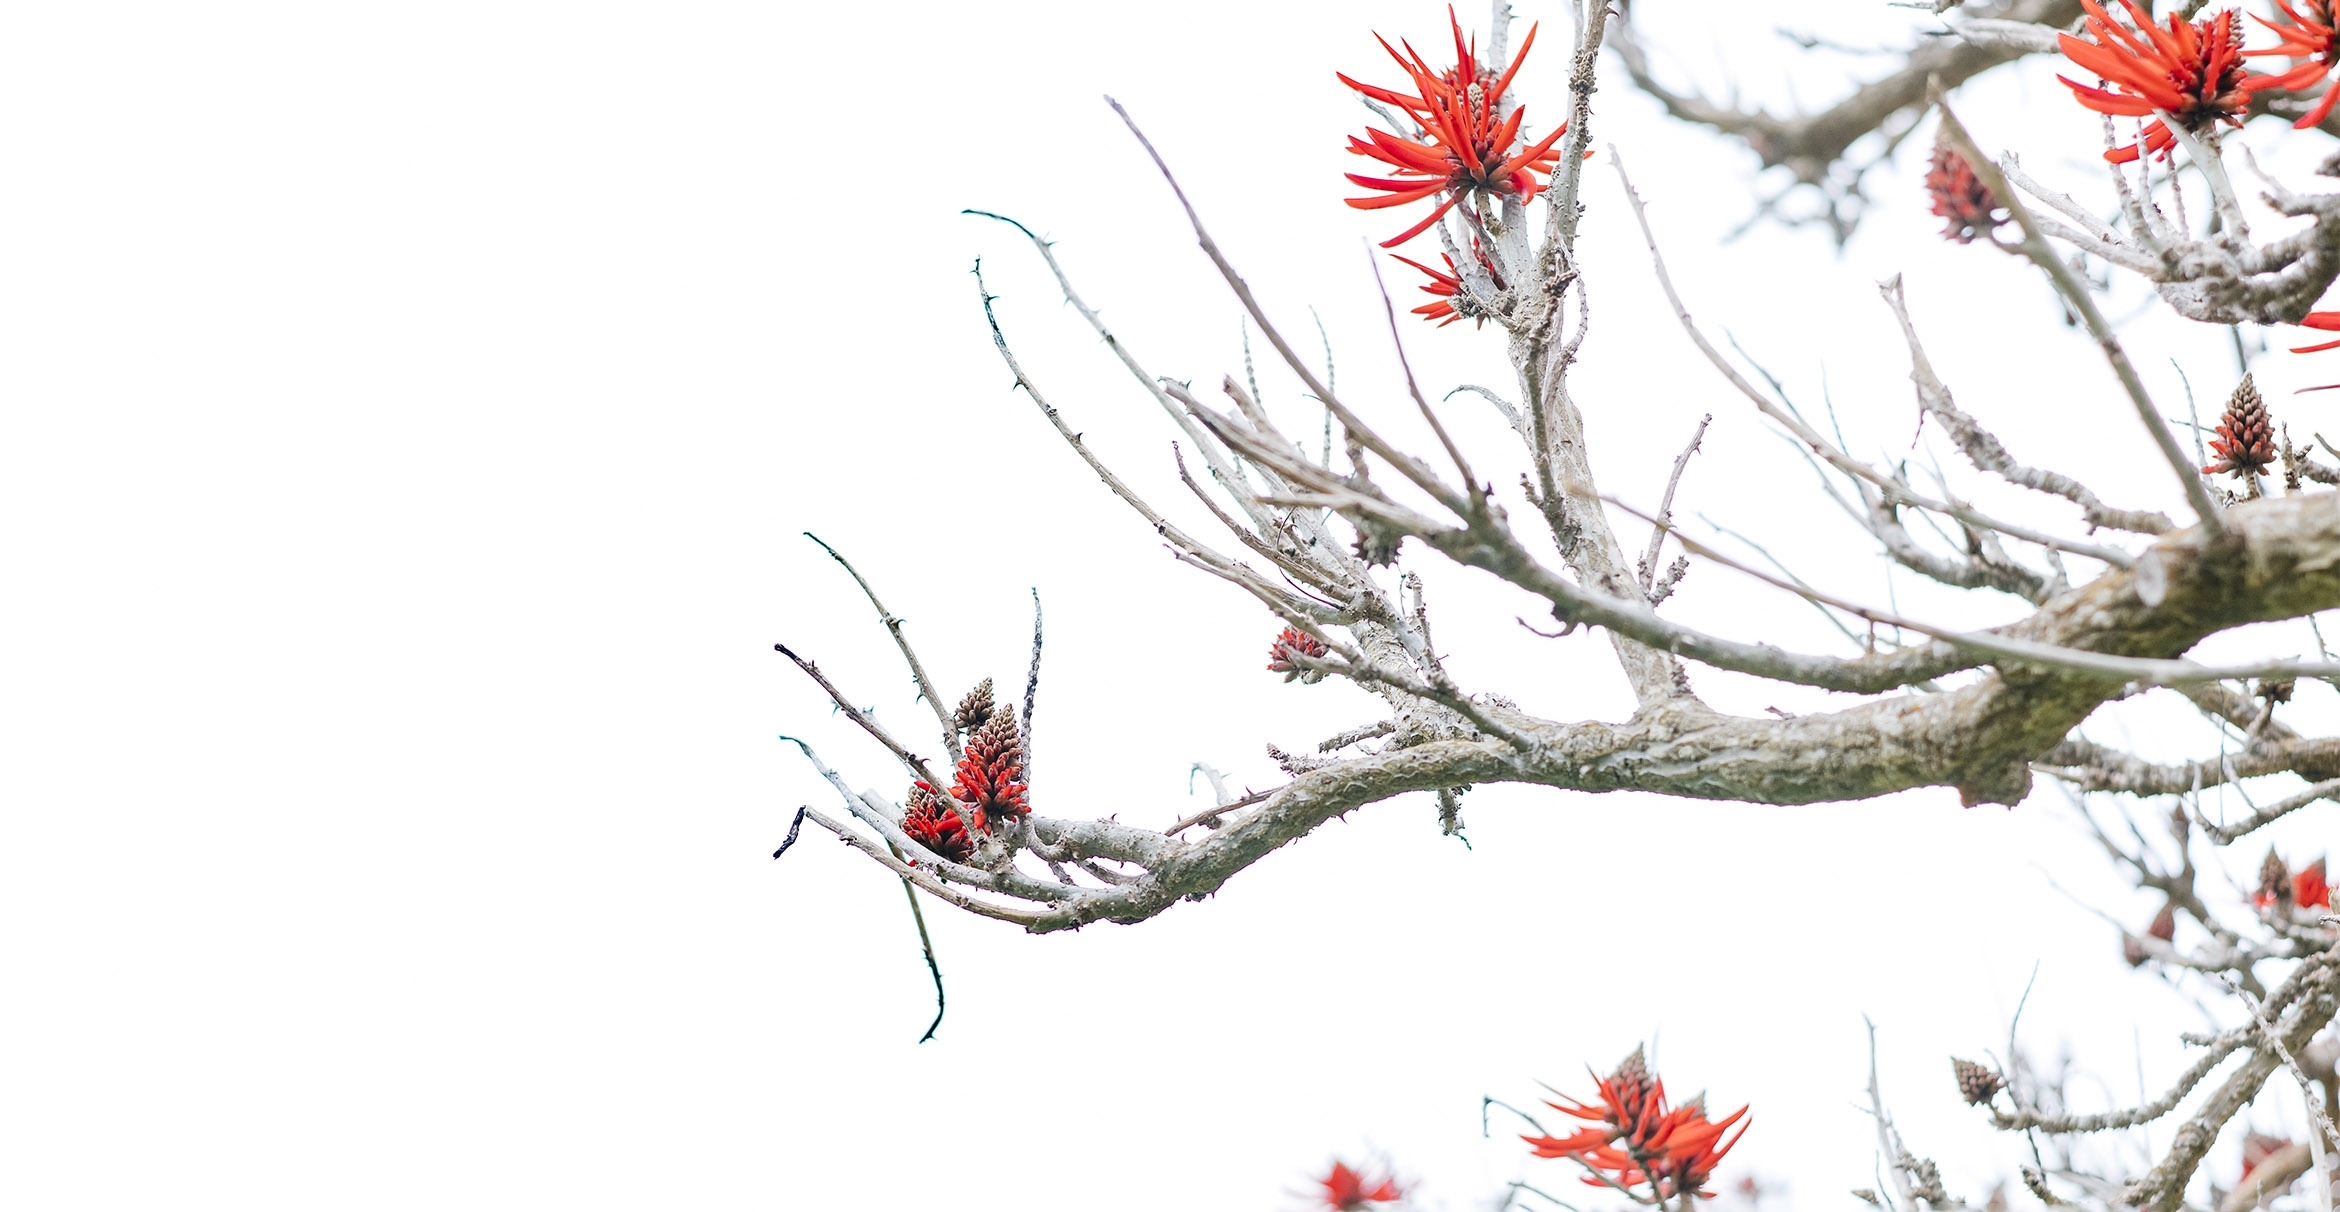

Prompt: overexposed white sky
xmin=9 ymin=2 xmax=2340 ymax=1209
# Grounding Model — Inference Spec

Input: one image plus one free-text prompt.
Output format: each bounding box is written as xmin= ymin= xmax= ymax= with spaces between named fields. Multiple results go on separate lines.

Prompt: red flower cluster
xmin=1394 ymin=243 xmax=1507 ymax=327
xmin=1525 ymin=1047 xmax=1749 ymax=1202
xmin=899 ymin=781 xmax=972 ymax=862
xmin=1924 ymin=142 xmax=2005 ymax=244
xmin=2251 ymin=0 xmax=2340 ymax=128
xmin=2305 ymin=858 xmax=2332 ymax=909
xmin=2057 ymin=0 xmax=2272 ymax=162
xmin=1318 ymin=1161 xmax=1403 ymax=1210
xmin=1268 ymin=626 xmax=1330 ymax=680
xmin=2203 ymin=373 xmax=2276 ymax=478
xmin=1340 ymin=6 xmax=1569 ymax=247
xmin=2252 ymin=851 xmax=2329 ymax=911
xmin=1395 ymin=253 xmax=1472 ymax=326
xmin=951 ymin=708 xmax=1029 ymax=831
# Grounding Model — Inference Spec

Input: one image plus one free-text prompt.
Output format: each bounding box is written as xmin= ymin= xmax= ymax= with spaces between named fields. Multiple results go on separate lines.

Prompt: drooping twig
xmin=773 ymin=805 xmax=809 ymax=860
xmin=896 ymin=870 xmax=947 ymax=1044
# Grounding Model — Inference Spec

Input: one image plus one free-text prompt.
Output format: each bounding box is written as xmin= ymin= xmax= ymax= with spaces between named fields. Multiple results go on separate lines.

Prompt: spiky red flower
xmin=2250 ymin=0 xmax=2340 ymax=127
xmin=1339 ymin=6 xmax=1570 ymax=247
xmin=2057 ymin=0 xmax=2273 ymax=163
xmin=1318 ymin=1161 xmax=1403 ymax=1210
xmin=2203 ymin=374 xmax=2276 ymax=478
xmin=900 ymin=781 xmax=973 ymax=862
xmin=1526 ymin=1047 xmax=1749 ymax=1202
xmin=1394 ymin=253 xmax=1471 ymax=327
xmin=950 ymin=709 xmax=1029 ymax=831
xmin=1268 ymin=626 xmax=1330 ymax=680
xmin=1393 ymin=243 xmax=1504 ymax=327
xmin=1925 ymin=142 xmax=2005 ymax=244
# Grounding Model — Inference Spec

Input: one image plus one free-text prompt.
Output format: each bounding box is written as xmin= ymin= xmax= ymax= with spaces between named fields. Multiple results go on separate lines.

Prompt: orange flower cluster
xmin=1339 ymin=6 xmax=1569 ymax=248
xmin=1524 ymin=1047 xmax=1749 ymax=1202
xmin=1317 ymin=1161 xmax=1403 ymax=1210
xmin=2057 ymin=0 xmax=2272 ymax=162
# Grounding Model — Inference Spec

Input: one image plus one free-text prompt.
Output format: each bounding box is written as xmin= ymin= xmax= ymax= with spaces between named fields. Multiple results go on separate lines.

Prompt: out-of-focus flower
xmin=2203 ymin=374 xmax=2277 ymax=478
xmin=2296 ymin=857 xmax=2330 ymax=909
xmin=1318 ymin=1160 xmax=1403 ymax=1209
xmin=1952 ymin=1058 xmax=2007 ymax=1105
xmin=1526 ymin=1047 xmax=1749 ymax=1201
xmin=900 ymin=781 xmax=973 ymax=862
xmin=951 ymin=708 xmax=1029 ymax=831
xmin=2256 ymin=849 xmax=2295 ymax=911
xmin=2249 ymin=0 xmax=2340 ymax=128
xmin=2243 ymin=1132 xmax=2295 ymax=1181
xmin=2125 ymin=902 xmax=2177 ymax=967
xmin=2057 ymin=0 xmax=2270 ymax=162
xmin=1340 ymin=6 xmax=1570 ymax=246
xmin=1924 ymin=141 xmax=2006 ymax=243
xmin=1268 ymin=626 xmax=1330 ymax=682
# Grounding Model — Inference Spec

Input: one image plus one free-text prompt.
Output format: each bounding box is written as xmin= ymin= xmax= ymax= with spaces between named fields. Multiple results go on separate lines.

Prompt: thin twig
xmin=1932 ymin=91 xmax=2222 ymax=533
xmin=1640 ymin=415 xmax=1711 ymax=591
xmin=804 ymin=533 xmax=964 ymax=764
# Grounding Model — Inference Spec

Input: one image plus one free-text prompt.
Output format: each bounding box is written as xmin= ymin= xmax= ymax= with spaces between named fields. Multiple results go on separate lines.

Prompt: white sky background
xmin=11 ymin=1 xmax=2340 ymax=1208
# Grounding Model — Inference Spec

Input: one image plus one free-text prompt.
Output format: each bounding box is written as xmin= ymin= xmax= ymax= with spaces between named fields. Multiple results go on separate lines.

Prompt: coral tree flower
xmin=899 ymin=781 xmax=973 ymax=862
xmin=2250 ymin=0 xmax=2340 ymax=128
xmin=2299 ymin=857 xmax=2331 ymax=909
xmin=2250 ymin=850 xmax=2328 ymax=911
xmin=1924 ymin=141 xmax=2006 ymax=244
xmin=950 ymin=708 xmax=1029 ymax=831
xmin=1393 ymin=244 xmax=1504 ymax=327
xmin=2202 ymin=373 xmax=2277 ymax=478
xmin=1394 ymin=253 xmax=1471 ymax=326
xmin=1267 ymin=626 xmax=1330 ymax=681
xmin=2292 ymin=311 xmax=2340 ymax=392
xmin=1339 ymin=6 xmax=1569 ymax=247
xmin=1525 ymin=1047 xmax=1749 ymax=1201
xmin=2296 ymin=310 xmax=2340 ymax=354
xmin=1318 ymin=1161 xmax=1403 ymax=1210
xmin=2057 ymin=0 xmax=2271 ymax=163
